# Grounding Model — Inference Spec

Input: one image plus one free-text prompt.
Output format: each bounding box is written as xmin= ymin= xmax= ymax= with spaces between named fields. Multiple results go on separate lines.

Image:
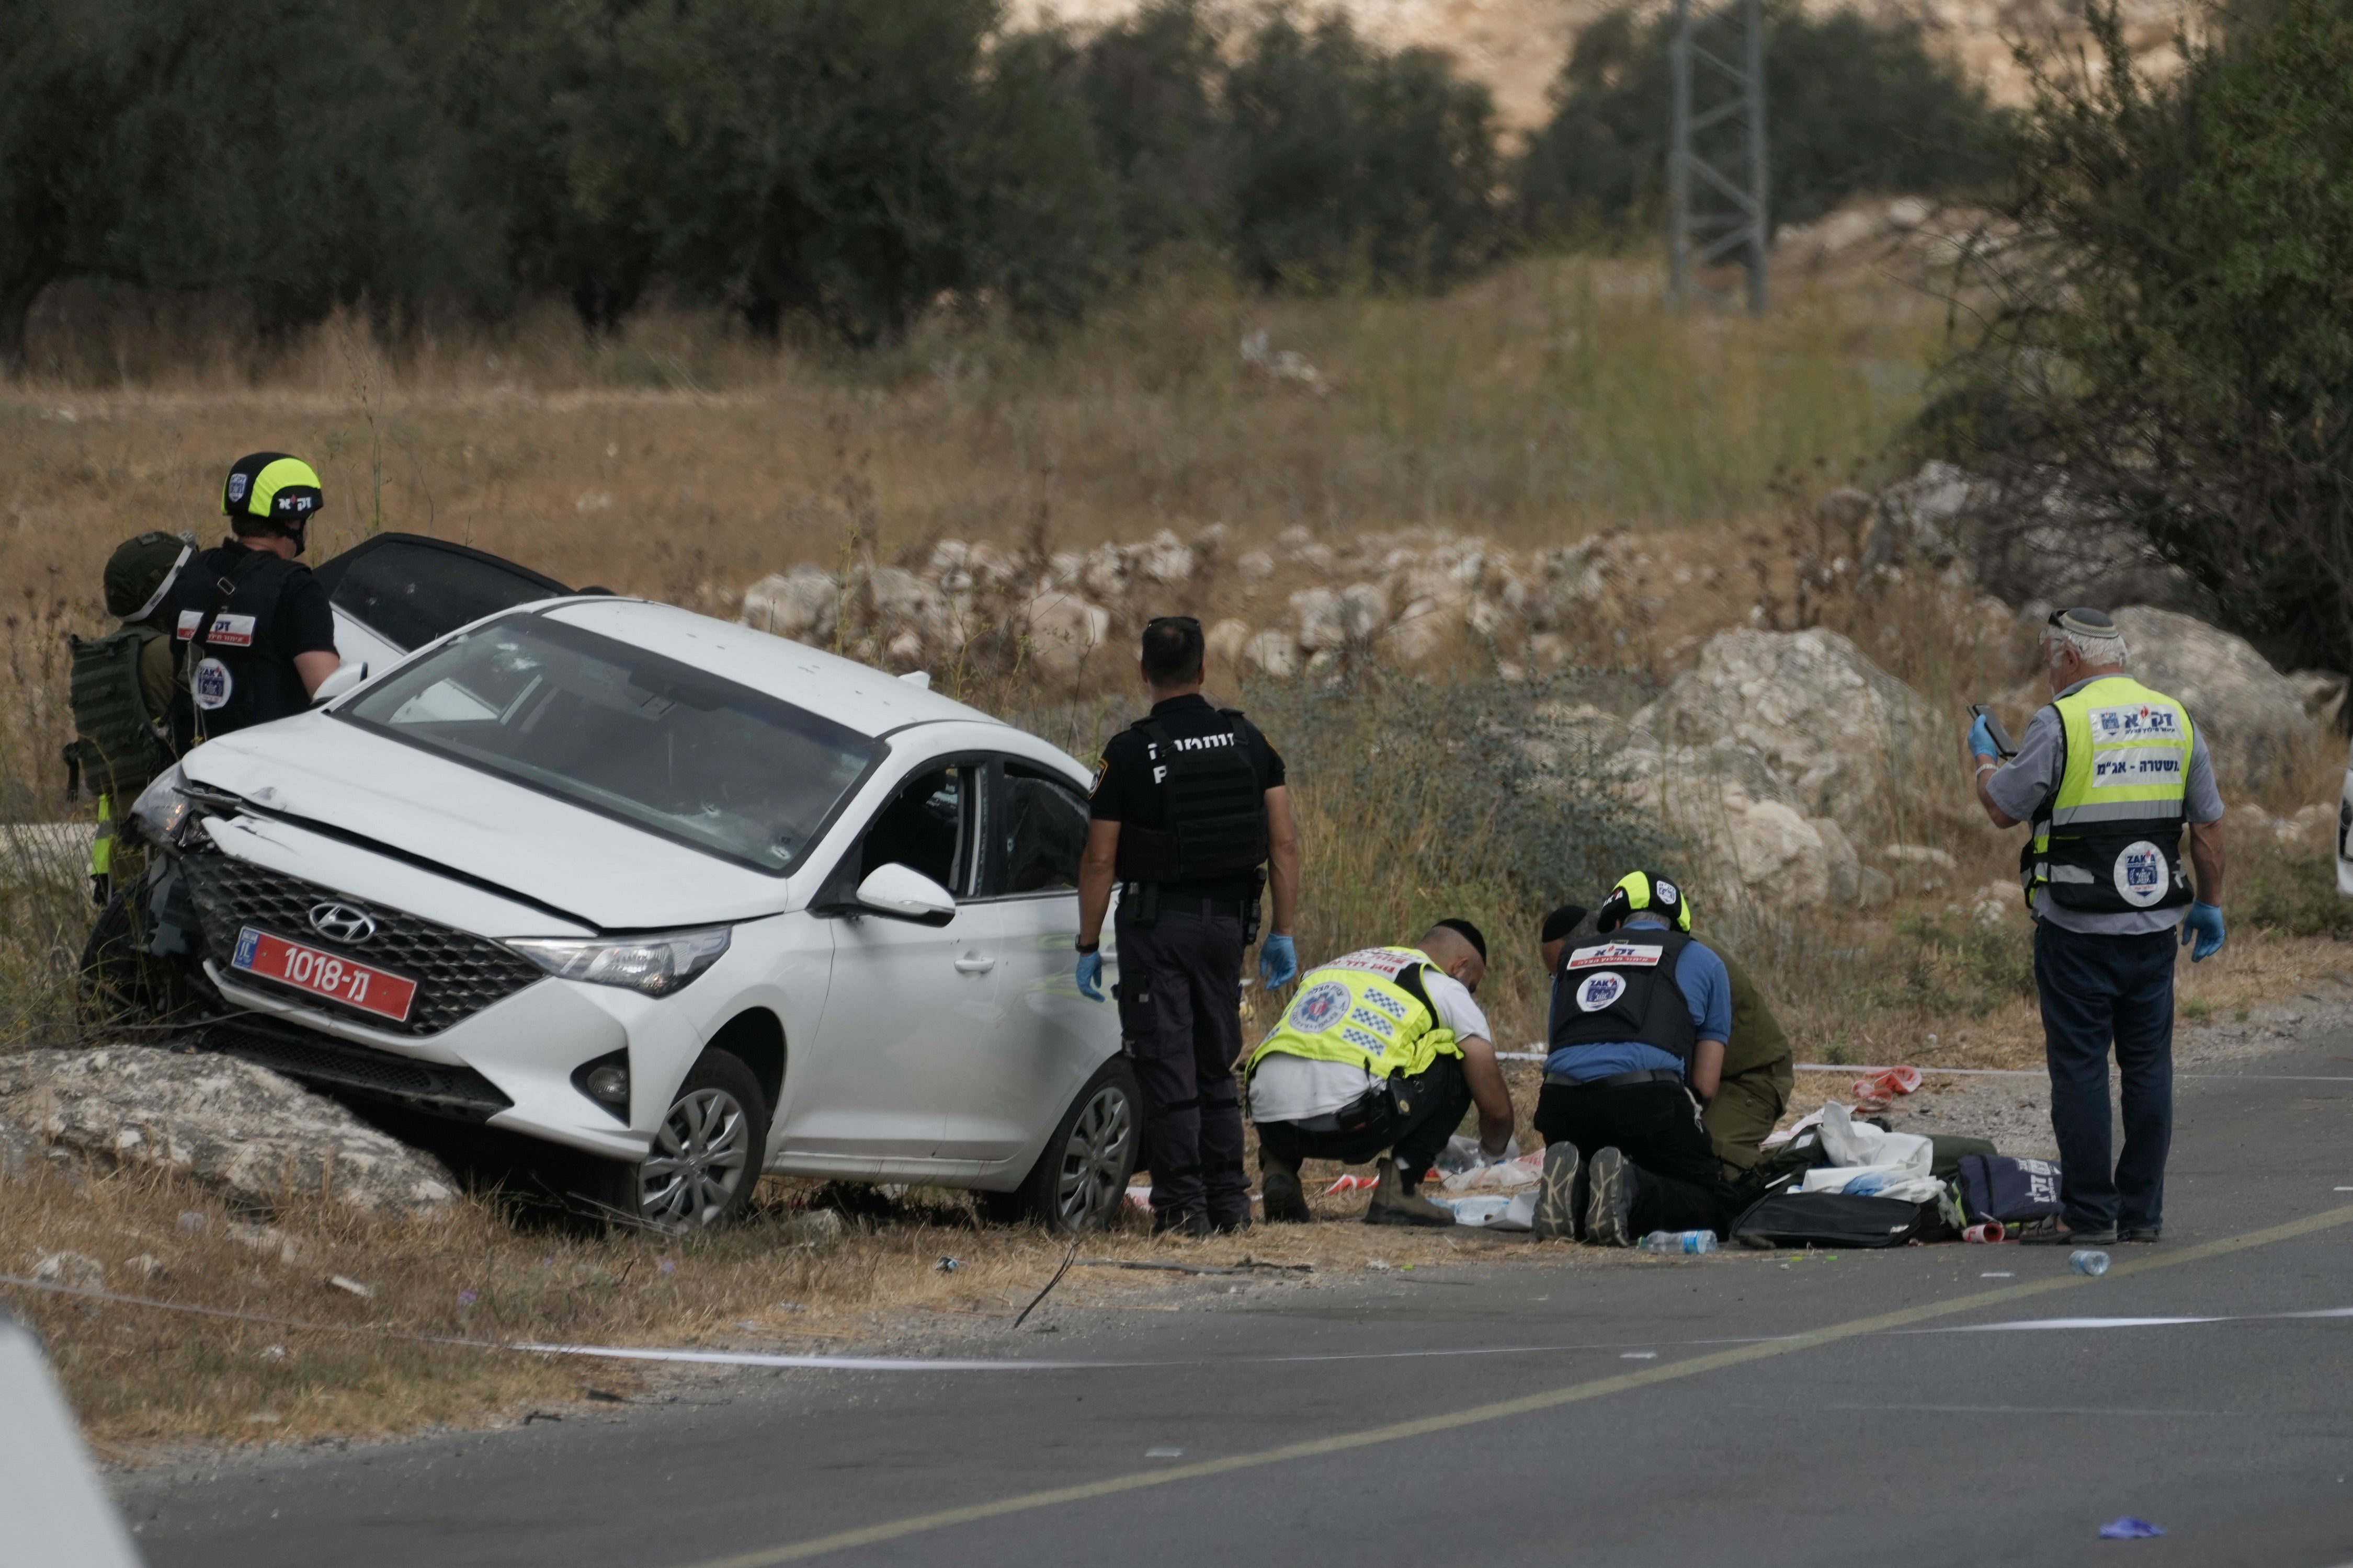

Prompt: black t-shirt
xmin=166 ymin=539 xmax=338 ymax=739
xmin=1090 ymin=693 xmax=1286 ymax=899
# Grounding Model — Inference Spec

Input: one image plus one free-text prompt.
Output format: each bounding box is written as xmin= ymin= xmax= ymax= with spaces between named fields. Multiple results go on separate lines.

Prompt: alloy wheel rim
xmin=639 ymin=1087 xmax=750 ymax=1228
xmin=1053 ymin=1085 xmax=1133 ymax=1227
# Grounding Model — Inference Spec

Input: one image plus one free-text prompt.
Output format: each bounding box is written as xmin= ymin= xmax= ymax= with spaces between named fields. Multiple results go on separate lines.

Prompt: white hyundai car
xmin=125 ymin=592 xmax=1136 ymax=1231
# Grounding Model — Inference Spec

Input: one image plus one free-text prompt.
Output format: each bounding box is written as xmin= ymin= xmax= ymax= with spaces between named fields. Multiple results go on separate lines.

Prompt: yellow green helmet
xmin=222 ymin=451 xmax=325 ymax=539
xmin=1595 ymin=869 xmax=1692 ymax=933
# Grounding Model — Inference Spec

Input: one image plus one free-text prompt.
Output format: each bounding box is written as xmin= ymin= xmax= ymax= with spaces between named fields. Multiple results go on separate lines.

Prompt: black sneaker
xmin=2014 ymin=1216 xmax=2119 ymax=1246
xmin=2120 ymin=1224 xmax=2161 ymax=1244
xmin=1531 ymin=1140 xmax=1581 ymax=1242
xmin=1153 ymin=1208 xmax=1212 ymax=1239
xmin=1584 ymin=1147 xmax=1638 ymax=1247
xmin=1260 ymin=1165 xmax=1313 ymax=1224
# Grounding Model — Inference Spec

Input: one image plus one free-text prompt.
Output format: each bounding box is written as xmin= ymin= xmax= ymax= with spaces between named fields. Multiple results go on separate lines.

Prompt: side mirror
xmin=852 ymin=863 xmax=957 ymax=925
xmin=311 ymin=662 xmax=370 ymax=706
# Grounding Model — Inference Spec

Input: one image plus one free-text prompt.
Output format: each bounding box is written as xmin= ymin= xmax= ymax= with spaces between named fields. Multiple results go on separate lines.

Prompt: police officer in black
xmin=1077 ymin=616 xmax=1301 ymax=1237
xmin=165 ymin=453 xmax=342 ymax=745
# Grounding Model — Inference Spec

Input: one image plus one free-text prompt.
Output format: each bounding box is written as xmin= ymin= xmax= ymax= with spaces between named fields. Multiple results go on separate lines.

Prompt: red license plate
xmin=230 ymin=926 xmax=418 ymax=1023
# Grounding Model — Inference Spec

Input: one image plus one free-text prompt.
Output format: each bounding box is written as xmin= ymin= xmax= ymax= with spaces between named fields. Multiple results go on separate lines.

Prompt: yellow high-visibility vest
xmin=1246 ymin=946 xmax=1462 ymax=1081
xmin=2024 ymin=674 xmax=2195 ymax=913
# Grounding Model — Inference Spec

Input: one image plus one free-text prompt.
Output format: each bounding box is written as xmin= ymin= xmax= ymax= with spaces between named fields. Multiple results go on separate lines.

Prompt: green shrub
xmin=1919 ymin=0 xmax=2353 ymax=678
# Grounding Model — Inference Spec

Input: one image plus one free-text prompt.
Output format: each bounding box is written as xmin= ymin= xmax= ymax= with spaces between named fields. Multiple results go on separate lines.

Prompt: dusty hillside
xmin=1017 ymin=0 xmax=2202 ymax=128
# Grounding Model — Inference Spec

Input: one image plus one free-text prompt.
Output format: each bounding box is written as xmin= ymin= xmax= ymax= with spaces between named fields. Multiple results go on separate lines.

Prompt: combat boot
xmin=1362 ymin=1158 xmax=1454 ymax=1228
xmin=1260 ymin=1153 xmax=1312 ymax=1223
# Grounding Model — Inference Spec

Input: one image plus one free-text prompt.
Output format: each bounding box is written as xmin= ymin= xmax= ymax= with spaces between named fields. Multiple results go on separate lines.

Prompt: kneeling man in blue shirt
xmin=1530 ymin=870 xmax=1738 ymax=1246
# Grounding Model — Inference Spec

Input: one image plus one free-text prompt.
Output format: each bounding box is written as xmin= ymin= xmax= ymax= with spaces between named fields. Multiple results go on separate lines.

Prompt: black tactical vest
xmin=1112 ymin=711 xmax=1271 ymax=884
xmin=1547 ymin=928 xmax=1700 ymax=1068
xmin=65 ymin=624 xmax=177 ymax=800
xmin=167 ymin=547 xmax=312 ymax=743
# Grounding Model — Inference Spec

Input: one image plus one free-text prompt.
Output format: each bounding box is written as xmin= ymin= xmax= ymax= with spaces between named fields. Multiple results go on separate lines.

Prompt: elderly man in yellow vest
xmin=1972 ymin=606 xmax=2227 ymax=1249
xmin=1247 ymin=920 xmax=1517 ymax=1227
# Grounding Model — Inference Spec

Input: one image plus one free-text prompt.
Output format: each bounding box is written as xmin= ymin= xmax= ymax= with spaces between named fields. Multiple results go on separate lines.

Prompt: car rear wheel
xmin=594 ymin=1050 xmax=771 ymax=1232
xmin=980 ymin=1057 xmax=1139 ymax=1233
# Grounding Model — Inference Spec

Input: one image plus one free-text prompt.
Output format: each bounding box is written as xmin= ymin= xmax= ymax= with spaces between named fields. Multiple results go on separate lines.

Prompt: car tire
xmin=591 ymin=1050 xmax=772 ymax=1233
xmin=981 ymin=1057 xmax=1139 ymax=1233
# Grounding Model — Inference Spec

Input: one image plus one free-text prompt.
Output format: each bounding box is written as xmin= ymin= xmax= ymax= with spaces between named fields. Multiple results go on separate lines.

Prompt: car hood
xmin=177 ymin=713 xmax=802 ymax=930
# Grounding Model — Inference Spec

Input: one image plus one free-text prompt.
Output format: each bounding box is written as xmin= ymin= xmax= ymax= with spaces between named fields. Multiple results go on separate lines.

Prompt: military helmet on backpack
xmin=103 ymin=532 xmax=194 ymax=622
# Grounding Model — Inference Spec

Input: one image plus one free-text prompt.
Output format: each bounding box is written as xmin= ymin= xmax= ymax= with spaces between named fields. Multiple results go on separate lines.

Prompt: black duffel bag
xmin=1729 ymin=1191 xmax=1937 ymax=1250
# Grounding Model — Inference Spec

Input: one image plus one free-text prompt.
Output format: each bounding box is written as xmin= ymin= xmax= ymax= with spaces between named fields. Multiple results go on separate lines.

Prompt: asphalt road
xmin=117 ymin=1031 xmax=2353 ymax=1568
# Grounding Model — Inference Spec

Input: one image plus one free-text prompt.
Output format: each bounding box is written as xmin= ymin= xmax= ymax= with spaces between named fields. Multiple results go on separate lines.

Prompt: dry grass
xmin=2 ymin=1143 xmax=1640 ymax=1458
xmin=4 ymin=250 xmax=1941 ymax=626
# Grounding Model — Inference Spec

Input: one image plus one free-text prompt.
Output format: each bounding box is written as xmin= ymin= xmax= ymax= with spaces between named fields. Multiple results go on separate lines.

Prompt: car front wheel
xmin=981 ymin=1057 xmax=1139 ymax=1233
xmin=594 ymin=1050 xmax=771 ymax=1232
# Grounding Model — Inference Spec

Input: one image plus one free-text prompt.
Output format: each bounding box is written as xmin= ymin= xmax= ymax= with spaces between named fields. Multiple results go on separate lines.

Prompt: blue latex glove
xmin=2181 ymin=901 xmax=2225 ymax=962
xmin=1259 ymin=933 xmax=1298 ymax=990
xmin=1076 ymin=949 xmax=1105 ymax=1001
xmin=1968 ymin=713 xmax=1999 ymax=762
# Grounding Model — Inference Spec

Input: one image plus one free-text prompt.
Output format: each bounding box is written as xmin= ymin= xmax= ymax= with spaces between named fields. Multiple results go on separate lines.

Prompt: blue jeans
xmin=2033 ymin=919 xmax=2177 ymax=1232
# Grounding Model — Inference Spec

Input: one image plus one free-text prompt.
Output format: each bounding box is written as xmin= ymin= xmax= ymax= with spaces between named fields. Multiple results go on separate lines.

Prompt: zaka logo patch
xmin=1575 ymin=973 xmax=1627 ymax=1012
xmin=2088 ymin=703 xmax=2183 ymax=742
xmin=192 ymin=658 xmax=233 ymax=711
xmin=2113 ymin=840 xmax=2169 ymax=907
xmin=1289 ymin=980 xmax=1353 ymax=1034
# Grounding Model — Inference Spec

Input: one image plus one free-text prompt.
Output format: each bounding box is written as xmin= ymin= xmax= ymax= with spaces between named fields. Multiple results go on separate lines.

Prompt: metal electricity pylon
xmin=1667 ymin=0 xmax=1769 ymax=314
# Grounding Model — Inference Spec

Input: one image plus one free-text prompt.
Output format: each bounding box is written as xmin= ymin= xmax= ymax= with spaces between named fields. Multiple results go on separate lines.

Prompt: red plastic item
xmin=1851 ymin=1065 xmax=1924 ymax=1111
xmin=1321 ymin=1174 xmax=1379 ymax=1196
xmin=1962 ymin=1220 xmax=2006 ymax=1243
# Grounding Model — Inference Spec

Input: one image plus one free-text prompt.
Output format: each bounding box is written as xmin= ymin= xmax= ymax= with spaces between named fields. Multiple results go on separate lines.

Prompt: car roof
xmin=536 ymin=597 xmax=1004 ymax=740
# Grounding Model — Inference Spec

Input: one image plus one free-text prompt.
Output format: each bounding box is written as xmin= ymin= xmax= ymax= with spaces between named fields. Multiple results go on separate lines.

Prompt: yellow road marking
xmin=678 ymin=1204 xmax=2353 ymax=1568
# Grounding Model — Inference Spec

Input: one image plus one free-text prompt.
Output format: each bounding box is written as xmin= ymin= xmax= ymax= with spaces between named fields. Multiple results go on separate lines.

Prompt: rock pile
xmin=740 ymin=525 xmax=1662 ymax=680
xmin=0 ymin=1046 xmax=458 ymax=1218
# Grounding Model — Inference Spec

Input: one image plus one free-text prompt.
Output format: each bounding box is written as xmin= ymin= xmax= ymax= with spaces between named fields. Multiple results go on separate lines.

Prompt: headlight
xmin=127 ymin=765 xmax=193 ymax=848
xmin=507 ymin=926 xmax=732 ymax=997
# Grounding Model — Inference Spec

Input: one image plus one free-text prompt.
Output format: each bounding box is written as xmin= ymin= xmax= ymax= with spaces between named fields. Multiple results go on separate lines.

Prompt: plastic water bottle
xmin=2069 ymin=1249 xmax=2111 ymax=1276
xmin=1638 ymin=1230 xmax=1717 ymax=1255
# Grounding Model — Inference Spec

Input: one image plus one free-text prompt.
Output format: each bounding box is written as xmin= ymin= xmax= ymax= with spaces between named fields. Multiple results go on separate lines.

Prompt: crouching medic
xmin=1530 ymin=871 xmax=1738 ymax=1247
xmin=1245 ymin=920 xmax=1516 ymax=1227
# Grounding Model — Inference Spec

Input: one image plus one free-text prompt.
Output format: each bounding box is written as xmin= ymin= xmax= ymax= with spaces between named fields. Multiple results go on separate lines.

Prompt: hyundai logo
xmin=308 ymin=902 xmax=378 ymax=945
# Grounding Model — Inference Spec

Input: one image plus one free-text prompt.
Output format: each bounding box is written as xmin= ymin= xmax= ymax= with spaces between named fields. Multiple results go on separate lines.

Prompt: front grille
xmin=183 ymin=850 xmax=545 ymax=1036
xmin=201 ymin=1017 xmax=514 ymax=1121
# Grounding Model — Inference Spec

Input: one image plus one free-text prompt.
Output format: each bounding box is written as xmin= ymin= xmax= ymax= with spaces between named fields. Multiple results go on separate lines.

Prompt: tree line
xmin=1 ymin=0 xmax=2005 ymax=371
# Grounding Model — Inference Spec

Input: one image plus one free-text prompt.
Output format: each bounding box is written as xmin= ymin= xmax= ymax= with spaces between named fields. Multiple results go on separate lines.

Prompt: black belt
xmin=1119 ymin=885 xmax=1248 ymax=920
xmin=1543 ymin=1068 xmax=1686 ymax=1091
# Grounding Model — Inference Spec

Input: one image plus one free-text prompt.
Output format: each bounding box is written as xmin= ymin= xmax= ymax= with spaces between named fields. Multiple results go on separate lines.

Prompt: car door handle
xmin=953 ymin=955 xmax=996 ymax=974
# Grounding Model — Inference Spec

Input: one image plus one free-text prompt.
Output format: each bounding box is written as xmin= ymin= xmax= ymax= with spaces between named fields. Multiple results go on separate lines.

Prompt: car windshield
xmin=341 ymin=615 xmax=881 ymax=873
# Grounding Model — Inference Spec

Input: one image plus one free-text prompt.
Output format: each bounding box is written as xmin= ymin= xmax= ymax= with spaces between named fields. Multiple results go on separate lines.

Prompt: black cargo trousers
xmin=1114 ymin=899 xmax=1250 ymax=1230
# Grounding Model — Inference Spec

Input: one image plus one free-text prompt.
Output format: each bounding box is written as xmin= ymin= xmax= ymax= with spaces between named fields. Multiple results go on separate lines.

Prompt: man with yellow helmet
xmin=163 ymin=452 xmax=342 ymax=745
xmin=1528 ymin=870 xmax=1738 ymax=1246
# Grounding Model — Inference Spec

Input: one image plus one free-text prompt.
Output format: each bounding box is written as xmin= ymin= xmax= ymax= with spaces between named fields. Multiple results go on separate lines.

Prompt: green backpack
xmin=65 ymin=624 xmax=177 ymax=803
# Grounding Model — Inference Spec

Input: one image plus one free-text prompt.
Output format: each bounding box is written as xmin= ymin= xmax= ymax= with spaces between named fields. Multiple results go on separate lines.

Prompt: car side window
xmin=856 ymin=764 xmax=979 ymax=897
xmin=992 ymin=762 xmax=1089 ymax=896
